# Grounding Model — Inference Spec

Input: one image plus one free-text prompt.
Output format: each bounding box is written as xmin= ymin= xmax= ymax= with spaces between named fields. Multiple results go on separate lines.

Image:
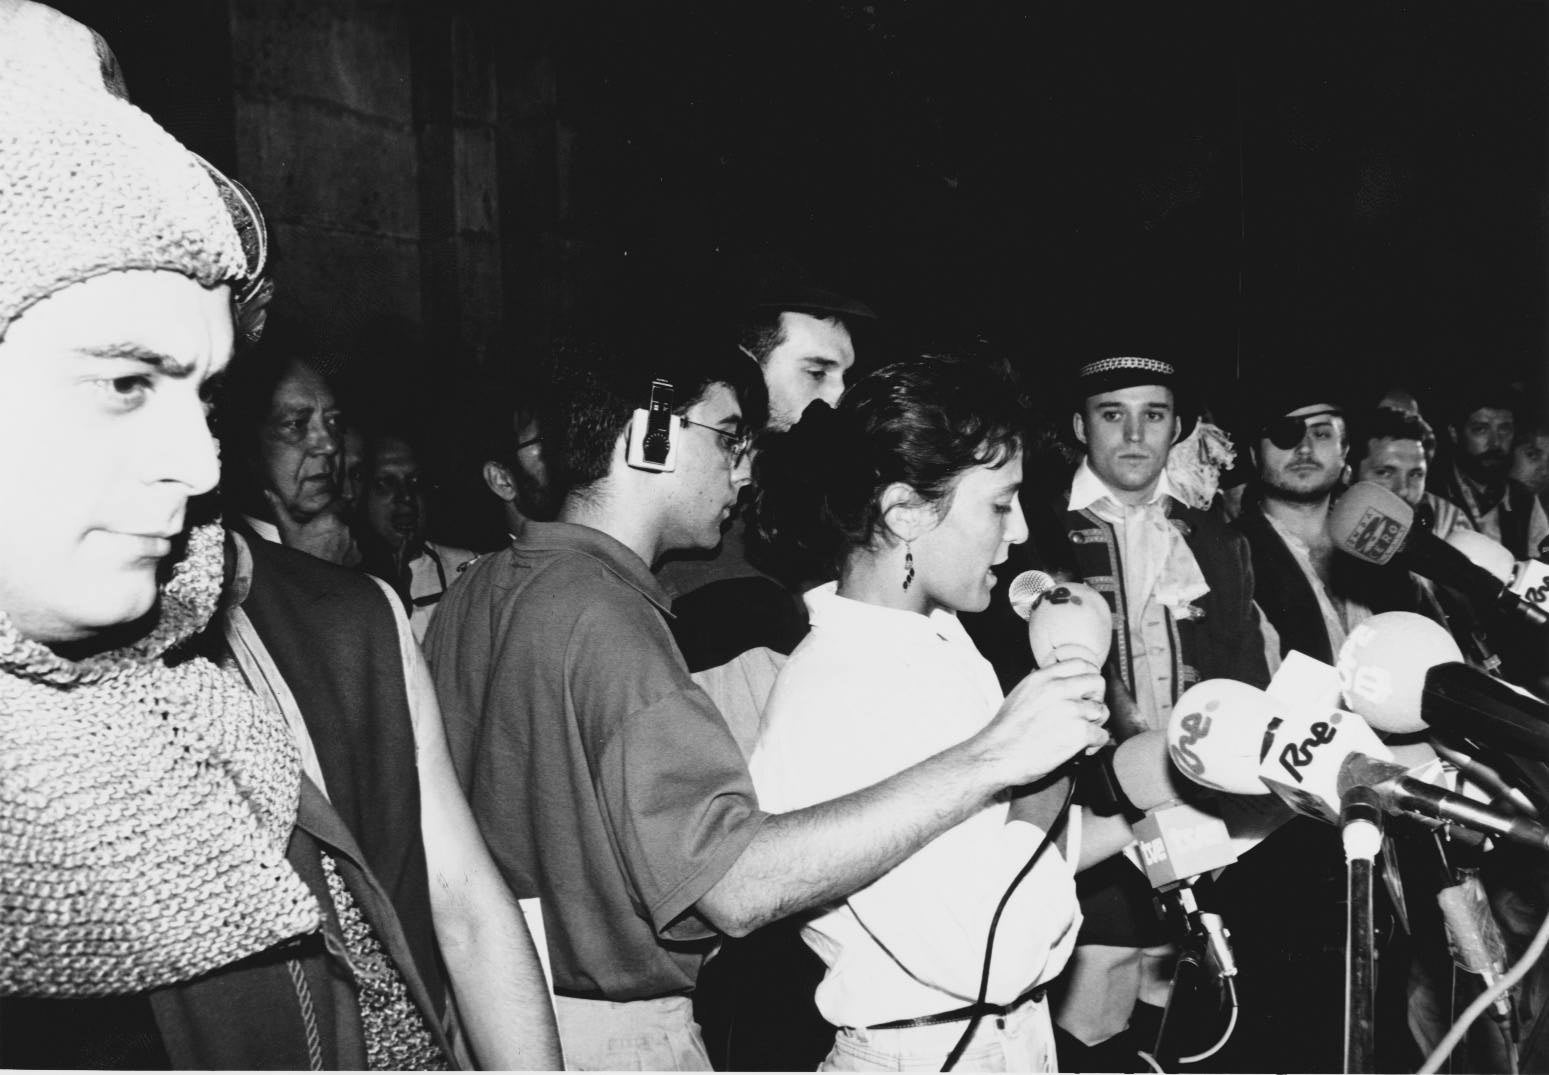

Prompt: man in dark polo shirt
xmin=424 ymin=332 xmax=1109 ymax=1070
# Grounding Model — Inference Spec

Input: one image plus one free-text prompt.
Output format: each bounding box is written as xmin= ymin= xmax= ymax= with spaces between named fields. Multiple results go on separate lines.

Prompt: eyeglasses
xmin=679 ymin=417 xmax=754 ymax=466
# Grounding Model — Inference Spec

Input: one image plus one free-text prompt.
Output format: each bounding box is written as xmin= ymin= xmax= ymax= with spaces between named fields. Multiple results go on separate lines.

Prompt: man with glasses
xmin=423 ymin=333 xmax=1109 ymax=1069
xmin=659 ymin=287 xmax=873 ymax=677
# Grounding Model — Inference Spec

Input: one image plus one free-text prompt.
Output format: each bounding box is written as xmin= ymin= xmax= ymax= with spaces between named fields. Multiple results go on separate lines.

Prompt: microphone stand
xmin=1152 ymin=885 xmax=1235 ymax=1068
xmin=1342 ymin=787 xmax=1384 ymax=1074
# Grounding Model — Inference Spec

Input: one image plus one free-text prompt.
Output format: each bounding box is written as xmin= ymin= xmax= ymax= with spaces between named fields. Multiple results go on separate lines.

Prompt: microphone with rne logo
xmin=1328 ymin=481 xmax=1548 ymax=630
xmin=1166 ymin=679 xmax=1281 ymax=796
xmin=1447 ymin=528 xmax=1549 ymax=621
xmin=1165 ymin=672 xmax=1549 ymax=850
xmin=1261 ymin=699 xmax=1549 ymax=851
xmin=1008 ymin=570 xmax=1113 ymax=670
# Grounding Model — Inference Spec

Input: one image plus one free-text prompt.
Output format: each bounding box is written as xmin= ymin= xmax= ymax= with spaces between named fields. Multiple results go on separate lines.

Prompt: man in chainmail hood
xmin=0 ymin=3 xmax=558 ymax=1068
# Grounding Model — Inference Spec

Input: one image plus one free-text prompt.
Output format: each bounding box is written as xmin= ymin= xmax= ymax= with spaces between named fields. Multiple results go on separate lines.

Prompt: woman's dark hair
xmin=751 ymin=353 xmax=1027 ymax=578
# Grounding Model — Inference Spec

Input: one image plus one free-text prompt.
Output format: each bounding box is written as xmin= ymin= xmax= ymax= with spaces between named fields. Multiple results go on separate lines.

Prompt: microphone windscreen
xmin=1337 ymin=612 xmax=1464 ymax=734
xmin=1008 ymin=570 xmax=1055 ymax=621
xmin=1109 ymin=729 xmax=1189 ymax=813
xmin=1167 ymin=679 xmax=1279 ymax=795
xmin=1328 ymin=481 xmax=1414 ymax=567
xmin=1025 ymin=580 xmax=1113 ymax=669
xmin=1445 ymin=530 xmax=1515 ymax=585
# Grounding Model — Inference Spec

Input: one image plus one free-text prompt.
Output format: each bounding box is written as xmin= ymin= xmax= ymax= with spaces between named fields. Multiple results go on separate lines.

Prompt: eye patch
xmin=1262 ymin=407 xmax=1342 ymax=450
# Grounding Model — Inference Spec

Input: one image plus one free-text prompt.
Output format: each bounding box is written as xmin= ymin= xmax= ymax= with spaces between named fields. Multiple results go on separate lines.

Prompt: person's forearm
xmin=430 ymin=875 xmax=562 ymax=1070
xmin=395 ymin=596 xmax=562 ymax=1070
xmin=697 ymin=736 xmax=1003 ymax=936
xmin=1076 ymin=808 xmax=1135 ymax=871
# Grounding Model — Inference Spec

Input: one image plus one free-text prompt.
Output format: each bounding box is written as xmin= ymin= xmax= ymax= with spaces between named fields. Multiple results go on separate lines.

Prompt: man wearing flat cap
xmin=1018 ymin=355 xmax=1269 ymax=1070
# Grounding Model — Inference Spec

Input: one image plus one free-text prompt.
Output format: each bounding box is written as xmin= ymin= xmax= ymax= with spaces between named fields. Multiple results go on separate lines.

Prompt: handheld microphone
xmin=1166 ymin=679 xmax=1282 ymax=795
xmin=1448 ymin=529 xmax=1549 ymax=620
xmin=1260 ymin=702 xmax=1549 ymax=850
xmin=1110 ymin=729 xmax=1241 ymax=979
xmin=1008 ymin=571 xmax=1113 ymax=669
xmin=1108 ymin=729 xmax=1238 ymax=890
xmin=1337 ymin=611 xmax=1465 ymax=734
xmin=1338 ymin=612 xmax=1549 ymax=761
xmin=1166 ymin=675 xmax=1549 ymax=849
xmin=1328 ymin=481 xmax=1548 ymax=630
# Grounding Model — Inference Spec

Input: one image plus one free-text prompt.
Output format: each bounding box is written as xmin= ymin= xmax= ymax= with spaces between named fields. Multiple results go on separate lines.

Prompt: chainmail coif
xmin=0 ymin=1 xmax=320 ymax=993
xmin=0 ymin=0 xmax=246 ymax=339
xmin=0 ymin=522 xmax=323 ymax=995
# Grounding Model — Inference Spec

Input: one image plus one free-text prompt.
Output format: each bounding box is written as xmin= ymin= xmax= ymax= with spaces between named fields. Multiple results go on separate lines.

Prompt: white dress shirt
xmin=749 ymin=584 xmax=1082 ymax=1030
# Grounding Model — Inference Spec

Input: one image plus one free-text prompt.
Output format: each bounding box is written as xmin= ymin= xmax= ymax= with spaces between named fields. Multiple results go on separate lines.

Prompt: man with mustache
xmin=1431 ymin=386 xmax=1549 ymax=561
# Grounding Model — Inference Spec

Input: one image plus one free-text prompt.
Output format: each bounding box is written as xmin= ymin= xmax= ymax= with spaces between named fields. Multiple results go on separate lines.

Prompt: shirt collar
xmin=519 ymin=520 xmax=675 ymax=616
xmin=1068 ymin=457 xmax=1179 ymax=514
xmin=804 ymin=580 xmax=972 ymax=647
xmin=242 ymin=514 xmax=281 ymax=544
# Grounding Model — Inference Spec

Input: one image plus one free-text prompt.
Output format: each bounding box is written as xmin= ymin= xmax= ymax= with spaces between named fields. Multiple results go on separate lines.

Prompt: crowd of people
xmin=4 ymin=3 xmax=1549 ymax=1072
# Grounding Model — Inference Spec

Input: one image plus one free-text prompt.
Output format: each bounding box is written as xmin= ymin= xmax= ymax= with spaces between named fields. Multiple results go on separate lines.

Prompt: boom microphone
xmin=1008 ymin=571 xmax=1113 ymax=669
xmin=1328 ymin=481 xmax=1548 ymax=629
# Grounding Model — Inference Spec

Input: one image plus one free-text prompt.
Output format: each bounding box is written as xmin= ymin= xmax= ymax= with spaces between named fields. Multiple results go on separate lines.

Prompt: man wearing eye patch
xmin=1235 ymin=392 xmax=1371 ymax=667
xmin=1220 ymin=387 xmax=1450 ymax=1072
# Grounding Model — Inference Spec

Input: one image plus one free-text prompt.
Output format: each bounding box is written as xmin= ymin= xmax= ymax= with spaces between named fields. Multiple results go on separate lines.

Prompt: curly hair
xmin=750 ymin=353 xmax=1027 ymax=577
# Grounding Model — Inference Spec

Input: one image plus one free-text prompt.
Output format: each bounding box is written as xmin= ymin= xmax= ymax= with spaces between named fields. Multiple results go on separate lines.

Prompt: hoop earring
xmin=902 ymin=543 xmax=915 ymax=591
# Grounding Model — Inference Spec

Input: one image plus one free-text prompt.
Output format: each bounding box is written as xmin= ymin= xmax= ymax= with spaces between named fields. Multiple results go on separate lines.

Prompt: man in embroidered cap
xmin=0 ymin=3 xmax=559 ymax=1068
xmin=1011 ymin=355 xmax=1269 ymax=1071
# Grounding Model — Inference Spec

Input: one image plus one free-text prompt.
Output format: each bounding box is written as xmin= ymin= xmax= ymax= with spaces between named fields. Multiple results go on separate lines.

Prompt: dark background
xmin=56 ymin=0 xmax=1549 ymax=415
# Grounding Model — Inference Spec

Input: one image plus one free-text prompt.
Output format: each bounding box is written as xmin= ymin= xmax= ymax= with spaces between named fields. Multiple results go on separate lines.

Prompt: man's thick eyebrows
xmin=74 ymin=342 xmax=196 ymax=377
xmin=801 ymin=355 xmax=844 ymax=369
xmin=1089 ymin=395 xmax=1170 ymax=411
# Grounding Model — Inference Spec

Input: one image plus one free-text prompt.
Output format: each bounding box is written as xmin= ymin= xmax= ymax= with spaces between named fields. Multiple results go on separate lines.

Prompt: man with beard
xmin=1431 ymin=386 xmax=1549 ymax=560
xmin=1221 ymin=391 xmax=1452 ymax=1073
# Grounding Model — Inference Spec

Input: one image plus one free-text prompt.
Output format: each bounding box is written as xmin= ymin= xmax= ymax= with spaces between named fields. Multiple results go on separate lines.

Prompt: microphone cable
xmin=942 ymin=775 xmax=1079 ymax=1070
xmin=1419 ymin=897 xmax=1547 ymax=1075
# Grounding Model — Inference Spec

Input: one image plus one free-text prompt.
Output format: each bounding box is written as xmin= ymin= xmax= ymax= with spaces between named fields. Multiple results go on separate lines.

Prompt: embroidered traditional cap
xmin=1073 ymin=354 xmax=1181 ymax=401
xmin=0 ymin=1 xmax=248 ymax=341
